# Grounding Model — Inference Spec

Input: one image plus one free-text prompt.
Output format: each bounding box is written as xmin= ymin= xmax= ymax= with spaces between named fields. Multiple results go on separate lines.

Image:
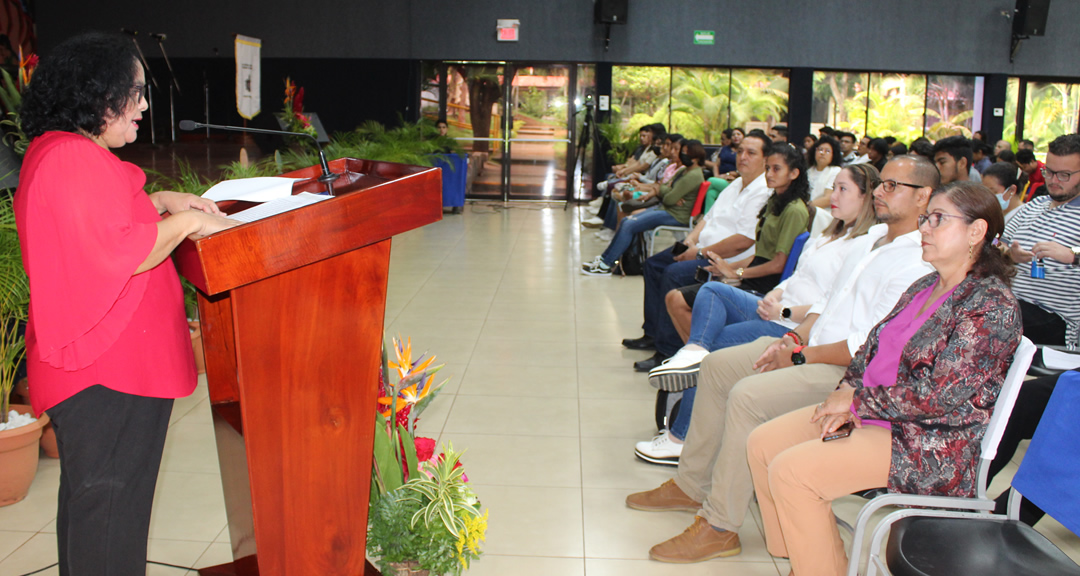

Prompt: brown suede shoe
xmin=626 ymin=479 xmax=701 ymax=512
xmin=649 ymin=516 xmax=742 ymax=563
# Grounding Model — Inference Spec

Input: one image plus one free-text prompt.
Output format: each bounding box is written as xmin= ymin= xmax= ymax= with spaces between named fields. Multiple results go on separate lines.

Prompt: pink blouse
xmin=855 ymin=281 xmax=957 ymax=429
xmin=15 ymin=131 xmax=196 ymax=415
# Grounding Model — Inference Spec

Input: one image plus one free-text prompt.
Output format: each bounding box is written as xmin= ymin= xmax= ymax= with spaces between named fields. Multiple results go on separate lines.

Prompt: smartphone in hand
xmin=822 ymin=421 xmax=855 ymax=442
xmin=694 ymin=266 xmax=712 ymax=284
xmin=671 ymin=242 xmax=689 ymax=256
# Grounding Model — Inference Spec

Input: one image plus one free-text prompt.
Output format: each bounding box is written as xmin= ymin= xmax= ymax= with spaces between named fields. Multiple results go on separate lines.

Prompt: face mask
xmin=680 ymin=153 xmax=692 ymax=167
xmin=995 ymin=192 xmax=1010 ymax=211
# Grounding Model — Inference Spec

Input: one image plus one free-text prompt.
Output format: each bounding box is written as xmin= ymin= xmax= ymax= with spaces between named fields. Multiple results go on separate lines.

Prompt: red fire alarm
xmin=497 ymin=19 xmax=520 ymax=42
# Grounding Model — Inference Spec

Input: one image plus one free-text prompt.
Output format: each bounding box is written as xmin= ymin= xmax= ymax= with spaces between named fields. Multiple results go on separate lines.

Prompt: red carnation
xmin=414 ymin=437 xmax=436 ymax=462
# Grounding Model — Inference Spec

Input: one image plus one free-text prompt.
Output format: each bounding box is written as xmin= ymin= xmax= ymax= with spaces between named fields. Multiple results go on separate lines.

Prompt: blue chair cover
xmin=779 ymin=231 xmax=810 ymax=281
xmin=1012 ymin=370 xmax=1080 ymax=535
xmin=429 ymin=153 xmax=467 ymax=208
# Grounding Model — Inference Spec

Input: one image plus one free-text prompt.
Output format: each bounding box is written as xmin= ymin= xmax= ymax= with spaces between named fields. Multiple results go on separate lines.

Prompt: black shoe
xmin=622 ymin=335 xmax=656 ymax=350
xmin=634 ymin=352 xmax=669 ymax=372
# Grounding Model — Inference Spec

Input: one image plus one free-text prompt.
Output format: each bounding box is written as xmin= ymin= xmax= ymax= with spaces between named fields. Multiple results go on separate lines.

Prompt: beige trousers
xmin=672 ymin=337 xmax=848 ymax=531
xmin=747 ymin=405 xmax=892 ymax=576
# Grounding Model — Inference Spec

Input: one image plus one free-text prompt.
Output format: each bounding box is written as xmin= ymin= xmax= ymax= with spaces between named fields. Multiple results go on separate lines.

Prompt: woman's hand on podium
xmin=188 ymin=211 xmax=242 ymax=240
xmin=150 ymin=190 xmax=225 ymax=216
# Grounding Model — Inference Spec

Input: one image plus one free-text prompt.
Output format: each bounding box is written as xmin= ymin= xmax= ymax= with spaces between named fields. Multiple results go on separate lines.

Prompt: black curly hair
xmin=21 ymin=32 xmax=142 ymax=140
xmin=760 ymin=143 xmax=810 ymax=218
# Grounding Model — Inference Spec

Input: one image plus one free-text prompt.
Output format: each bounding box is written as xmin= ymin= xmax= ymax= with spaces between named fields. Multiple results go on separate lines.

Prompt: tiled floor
xmin=1 ymin=203 xmax=1078 ymax=575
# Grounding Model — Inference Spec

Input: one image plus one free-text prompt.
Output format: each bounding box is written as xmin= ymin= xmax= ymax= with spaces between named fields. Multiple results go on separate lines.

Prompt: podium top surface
xmin=175 ymin=157 xmax=442 ymax=295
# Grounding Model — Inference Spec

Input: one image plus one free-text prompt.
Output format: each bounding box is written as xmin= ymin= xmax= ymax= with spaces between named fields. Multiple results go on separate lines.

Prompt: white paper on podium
xmin=229 ymin=192 xmax=332 ymax=223
xmin=203 ymin=177 xmax=305 ymax=203
xmin=1041 ymin=347 xmax=1080 ymax=371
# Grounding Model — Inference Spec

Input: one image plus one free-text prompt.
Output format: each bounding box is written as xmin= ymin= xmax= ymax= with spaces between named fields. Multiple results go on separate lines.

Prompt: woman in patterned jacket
xmin=745 ymin=180 xmax=1022 ymax=576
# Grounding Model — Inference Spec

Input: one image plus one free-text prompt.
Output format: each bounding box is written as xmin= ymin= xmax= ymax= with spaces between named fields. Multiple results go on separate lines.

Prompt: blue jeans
xmin=642 ymin=248 xmax=709 ymax=351
xmin=600 ymin=207 xmax=682 ymax=265
xmin=687 ymin=283 xmax=790 ymax=350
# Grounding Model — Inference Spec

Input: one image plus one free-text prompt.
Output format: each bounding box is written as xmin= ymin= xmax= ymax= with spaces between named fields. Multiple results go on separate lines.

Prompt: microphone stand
xmin=180 ymin=120 xmax=342 ymax=187
xmin=152 ymin=33 xmax=181 ymax=142
xmin=122 ymin=29 xmax=160 ymax=145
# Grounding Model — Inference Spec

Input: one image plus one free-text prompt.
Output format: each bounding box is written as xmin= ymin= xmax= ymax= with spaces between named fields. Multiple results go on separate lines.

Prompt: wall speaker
xmin=596 ymin=0 xmax=628 ymax=25
xmin=1014 ymin=0 xmax=1050 ymax=37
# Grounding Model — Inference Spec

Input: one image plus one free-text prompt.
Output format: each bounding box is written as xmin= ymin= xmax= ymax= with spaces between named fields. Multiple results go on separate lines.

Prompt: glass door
xmin=505 ymin=64 xmax=572 ymax=199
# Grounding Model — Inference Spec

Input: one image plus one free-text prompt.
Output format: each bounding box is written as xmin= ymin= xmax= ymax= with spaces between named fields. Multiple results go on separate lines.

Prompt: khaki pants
xmin=673 ymin=337 xmax=847 ymax=531
xmin=747 ymin=405 xmax=891 ymax=576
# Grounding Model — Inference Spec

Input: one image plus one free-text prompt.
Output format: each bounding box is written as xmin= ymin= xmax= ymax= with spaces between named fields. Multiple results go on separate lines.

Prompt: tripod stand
xmin=566 ymin=93 xmax=600 ymax=208
xmin=152 ymin=33 xmax=182 ymax=142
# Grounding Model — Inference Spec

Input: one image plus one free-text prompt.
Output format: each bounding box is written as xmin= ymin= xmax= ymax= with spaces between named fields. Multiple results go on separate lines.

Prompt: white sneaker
xmin=588 ymin=196 xmax=604 ymax=208
xmin=594 ymin=229 xmax=614 ymax=241
xmin=634 ymin=430 xmax=683 ymax=466
xmin=581 ymin=258 xmax=613 ymax=275
xmin=597 ymin=181 xmax=609 ymax=193
xmin=587 ymin=205 xmax=601 ymax=216
xmin=582 ymin=216 xmax=605 ymax=228
xmin=649 ymin=348 xmax=710 ymax=391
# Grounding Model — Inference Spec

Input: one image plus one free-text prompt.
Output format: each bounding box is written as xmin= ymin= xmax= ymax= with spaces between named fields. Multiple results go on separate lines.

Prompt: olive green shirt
xmin=659 ymin=166 xmax=704 ymax=225
xmin=754 ymin=197 xmax=810 ymax=259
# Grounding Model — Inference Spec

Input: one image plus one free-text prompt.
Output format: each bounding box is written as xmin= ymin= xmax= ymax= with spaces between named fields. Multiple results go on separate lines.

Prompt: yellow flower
xmin=455 ymin=509 xmax=488 ymax=569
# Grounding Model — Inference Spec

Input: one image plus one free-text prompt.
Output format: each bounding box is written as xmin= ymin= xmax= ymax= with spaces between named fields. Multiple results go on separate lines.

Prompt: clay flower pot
xmin=0 ymin=404 xmax=49 ymax=506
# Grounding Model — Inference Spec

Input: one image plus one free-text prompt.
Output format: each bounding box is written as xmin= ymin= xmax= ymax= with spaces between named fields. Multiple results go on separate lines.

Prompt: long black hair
xmin=760 ymin=143 xmax=811 ymax=219
xmin=21 ymin=32 xmax=142 ymax=140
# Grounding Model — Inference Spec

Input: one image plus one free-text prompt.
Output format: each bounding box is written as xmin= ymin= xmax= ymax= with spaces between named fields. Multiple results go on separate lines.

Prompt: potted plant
xmin=0 ymin=193 xmax=49 ymax=505
xmin=367 ymin=337 xmax=487 ymax=576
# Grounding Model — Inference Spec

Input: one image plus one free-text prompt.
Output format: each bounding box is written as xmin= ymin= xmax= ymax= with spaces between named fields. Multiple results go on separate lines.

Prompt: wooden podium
xmin=175 ymin=158 xmax=442 ymax=576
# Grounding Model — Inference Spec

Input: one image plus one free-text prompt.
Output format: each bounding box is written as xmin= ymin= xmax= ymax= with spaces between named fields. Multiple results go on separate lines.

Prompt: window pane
xmin=612 ymin=66 xmax=671 ymax=135
xmin=420 ymin=61 xmax=443 ymax=123
xmin=1023 ymin=82 xmax=1080 ymax=154
xmin=670 ymin=67 xmax=731 ymax=144
xmin=811 ymin=71 xmax=869 ymax=137
xmin=730 ymin=68 xmax=789 ymax=133
xmin=925 ymin=75 xmax=977 ymax=139
xmin=867 ymin=73 xmax=926 ymax=143
xmin=1003 ymin=77 xmax=1020 ymax=146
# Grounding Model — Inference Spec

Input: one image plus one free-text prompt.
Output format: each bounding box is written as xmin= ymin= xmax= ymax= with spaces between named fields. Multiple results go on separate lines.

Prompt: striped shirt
xmin=1002 ymin=195 xmax=1080 ymax=348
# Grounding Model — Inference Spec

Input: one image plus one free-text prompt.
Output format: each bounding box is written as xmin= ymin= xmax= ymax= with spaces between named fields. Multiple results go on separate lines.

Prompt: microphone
xmin=179 ymin=120 xmax=340 ymax=184
xmin=120 ymin=28 xmax=138 ymax=36
xmin=151 ymin=33 xmax=167 ymax=41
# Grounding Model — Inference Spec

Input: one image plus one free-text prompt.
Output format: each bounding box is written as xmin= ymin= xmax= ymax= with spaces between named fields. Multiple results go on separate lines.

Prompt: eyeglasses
xmin=816 ymin=148 xmax=832 ymax=154
xmin=131 ymin=84 xmax=147 ymax=102
xmin=1041 ymin=167 xmax=1080 ymax=183
xmin=917 ymin=212 xmax=966 ymax=229
xmin=879 ymin=179 xmax=922 ymax=194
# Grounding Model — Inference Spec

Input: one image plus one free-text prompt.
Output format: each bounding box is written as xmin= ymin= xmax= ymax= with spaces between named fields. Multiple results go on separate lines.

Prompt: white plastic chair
xmin=843 ymin=336 xmax=1037 ymax=576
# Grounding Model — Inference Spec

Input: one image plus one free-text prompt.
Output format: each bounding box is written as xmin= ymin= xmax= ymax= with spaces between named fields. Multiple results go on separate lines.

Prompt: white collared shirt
xmin=807 ymin=223 xmax=934 ymax=355
xmin=697 ymin=172 xmax=771 ymax=261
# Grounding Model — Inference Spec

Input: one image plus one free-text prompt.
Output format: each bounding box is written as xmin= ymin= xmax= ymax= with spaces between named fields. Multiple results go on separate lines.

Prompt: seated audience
xmin=973 ymin=140 xmax=993 ymax=174
xmin=982 ymin=161 xmax=1023 ymax=224
xmin=625 ymin=155 xmax=938 ymax=563
xmin=1016 ymin=148 xmax=1046 ymax=201
xmin=995 ymin=138 xmax=1014 ymax=157
xmin=851 ymin=135 xmax=871 ymax=165
xmin=932 ymin=135 xmax=974 ymax=184
xmin=747 ymin=180 xmax=1021 ymax=576
xmin=769 ymin=124 xmax=788 ymax=144
xmin=802 ymin=134 xmax=818 ymax=156
xmin=1004 ymin=133 xmax=1080 ymax=347
xmin=622 ymin=133 xmax=773 ymax=371
xmin=635 ymin=164 xmax=880 ymax=464
xmin=704 ymin=128 xmax=738 ymax=178
xmin=837 ymin=131 xmax=859 ymax=165
xmin=973 ymin=129 xmax=986 ymax=141
xmin=867 ymin=138 xmax=889 ymax=171
xmin=582 ymin=140 xmax=705 ymax=275
xmin=908 ymin=139 xmax=934 ymax=160
xmin=806 ymin=135 xmax=843 ymax=208
xmin=1019 ymin=138 xmax=1036 ymax=151
xmin=585 ymin=124 xmax=665 ymax=228
xmin=888 ymin=142 xmax=908 ymax=159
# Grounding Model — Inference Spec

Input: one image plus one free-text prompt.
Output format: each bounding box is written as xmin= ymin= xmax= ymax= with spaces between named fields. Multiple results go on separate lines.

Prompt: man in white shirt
xmin=626 ymin=155 xmax=939 ymax=563
xmin=838 ymin=132 xmax=859 ymax=166
xmin=623 ymin=133 xmax=773 ymax=371
xmin=850 ymin=135 xmax=872 ymax=165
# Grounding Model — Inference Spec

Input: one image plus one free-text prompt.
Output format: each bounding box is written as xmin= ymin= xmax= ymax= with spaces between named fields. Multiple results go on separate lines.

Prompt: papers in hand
xmin=1041 ymin=347 xmax=1080 ymax=371
xmin=203 ymin=177 xmax=305 ymax=203
xmin=229 ymin=193 xmax=332 ymax=223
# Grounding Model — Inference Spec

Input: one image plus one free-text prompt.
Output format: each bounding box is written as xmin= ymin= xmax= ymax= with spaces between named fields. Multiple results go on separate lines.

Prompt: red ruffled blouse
xmin=14 ymin=131 xmax=196 ymax=415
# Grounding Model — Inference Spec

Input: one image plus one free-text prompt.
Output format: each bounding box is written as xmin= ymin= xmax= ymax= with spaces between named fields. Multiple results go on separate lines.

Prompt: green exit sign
xmin=694 ymin=30 xmax=715 ymax=45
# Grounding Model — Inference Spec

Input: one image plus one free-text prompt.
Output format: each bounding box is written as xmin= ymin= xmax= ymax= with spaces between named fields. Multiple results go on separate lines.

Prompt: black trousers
xmin=47 ymin=385 xmax=173 ymax=576
xmin=1018 ymin=299 xmax=1068 ymax=345
xmin=987 ymin=372 xmax=1069 ymax=526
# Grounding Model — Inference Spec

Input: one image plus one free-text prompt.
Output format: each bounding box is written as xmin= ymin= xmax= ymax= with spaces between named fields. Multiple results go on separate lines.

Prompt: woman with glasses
xmin=15 ymin=32 xmax=239 ymax=574
xmin=745 ymin=180 xmax=1021 ymax=576
xmin=806 ymin=135 xmax=843 ymax=209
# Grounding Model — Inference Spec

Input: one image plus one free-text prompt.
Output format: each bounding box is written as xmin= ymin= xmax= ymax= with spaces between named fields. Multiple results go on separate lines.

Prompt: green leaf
xmin=371 ymin=414 xmax=403 ymax=494
xmin=399 ymin=423 xmax=420 ymax=481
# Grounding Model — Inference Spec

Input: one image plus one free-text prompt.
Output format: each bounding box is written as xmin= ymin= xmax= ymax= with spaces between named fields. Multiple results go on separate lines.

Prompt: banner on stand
xmin=235 ymin=34 xmax=261 ymax=119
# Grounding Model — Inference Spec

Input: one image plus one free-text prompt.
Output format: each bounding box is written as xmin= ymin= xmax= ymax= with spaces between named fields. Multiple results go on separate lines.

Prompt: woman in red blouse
xmin=15 ymin=33 xmax=238 ymax=574
xmin=746 ymin=181 xmax=1022 ymax=576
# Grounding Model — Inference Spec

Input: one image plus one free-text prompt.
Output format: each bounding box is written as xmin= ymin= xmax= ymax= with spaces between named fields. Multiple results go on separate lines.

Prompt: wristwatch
xmin=697 ymin=249 xmax=704 ymax=260
xmin=1071 ymin=246 xmax=1080 ymax=268
xmin=791 ymin=345 xmax=808 ymax=366
xmin=781 ymin=307 xmax=792 ymax=319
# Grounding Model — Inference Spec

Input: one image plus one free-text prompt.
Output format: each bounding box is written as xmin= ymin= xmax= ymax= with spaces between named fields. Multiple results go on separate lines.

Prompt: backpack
xmin=613 ymin=232 xmax=646 ymax=276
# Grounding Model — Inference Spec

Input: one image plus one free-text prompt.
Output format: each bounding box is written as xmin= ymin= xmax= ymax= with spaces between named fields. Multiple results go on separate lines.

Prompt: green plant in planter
xmin=0 ymin=194 xmax=29 ymax=422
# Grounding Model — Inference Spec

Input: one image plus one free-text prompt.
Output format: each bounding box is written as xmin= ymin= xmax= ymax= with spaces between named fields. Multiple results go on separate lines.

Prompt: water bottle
xmin=1031 ymin=259 xmax=1046 ymax=279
